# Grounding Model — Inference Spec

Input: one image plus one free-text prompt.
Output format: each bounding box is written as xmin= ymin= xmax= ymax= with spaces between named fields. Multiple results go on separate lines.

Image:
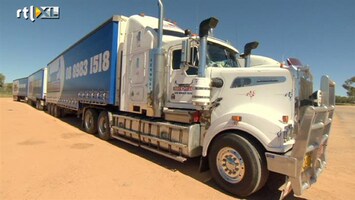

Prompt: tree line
xmin=0 ymin=73 xmax=13 ymax=96
xmin=337 ymin=76 xmax=355 ymax=104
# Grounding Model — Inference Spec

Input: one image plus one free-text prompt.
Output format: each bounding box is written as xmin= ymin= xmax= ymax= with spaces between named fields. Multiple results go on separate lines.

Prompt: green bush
xmin=336 ymin=96 xmax=355 ymax=104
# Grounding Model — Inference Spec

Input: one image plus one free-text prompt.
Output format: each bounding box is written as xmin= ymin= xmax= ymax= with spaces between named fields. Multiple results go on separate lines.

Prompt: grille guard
xmin=265 ymin=75 xmax=335 ymax=197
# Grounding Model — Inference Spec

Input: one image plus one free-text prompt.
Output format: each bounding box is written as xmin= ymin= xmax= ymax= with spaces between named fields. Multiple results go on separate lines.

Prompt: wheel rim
xmin=216 ymin=147 xmax=245 ymax=184
xmin=98 ymin=115 xmax=107 ymax=135
xmin=85 ymin=112 xmax=93 ymax=130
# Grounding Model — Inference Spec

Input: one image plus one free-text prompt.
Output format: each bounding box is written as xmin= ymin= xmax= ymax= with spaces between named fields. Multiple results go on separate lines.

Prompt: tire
xmin=50 ymin=104 xmax=55 ymax=115
xmin=37 ymin=100 xmax=44 ymax=110
xmin=53 ymin=105 xmax=62 ymax=118
xmin=84 ymin=108 xmax=98 ymax=134
xmin=98 ymin=111 xmax=111 ymax=140
xmin=36 ymin=100 xmax=40 ymax=110
xmin=208 ymin=133 xmax=269 ymax=197
xmin=47 ymin=104 xmax=52 ymax=115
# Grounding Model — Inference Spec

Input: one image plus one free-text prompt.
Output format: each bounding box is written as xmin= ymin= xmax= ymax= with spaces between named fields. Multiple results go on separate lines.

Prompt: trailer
xmin=42 ymin=1 xmax=335 ymax=198
xmin=46 ymin=15 xmax=126 ymax=117
xmin=27 ymin=68 xmax=47 ymax=110
xmin=12 ymin=77 xmax=28 ymax=101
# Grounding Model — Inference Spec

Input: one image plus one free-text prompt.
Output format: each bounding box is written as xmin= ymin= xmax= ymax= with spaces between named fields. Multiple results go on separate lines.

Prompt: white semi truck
xmin=43 ymin=0 xmax=335 ymax=197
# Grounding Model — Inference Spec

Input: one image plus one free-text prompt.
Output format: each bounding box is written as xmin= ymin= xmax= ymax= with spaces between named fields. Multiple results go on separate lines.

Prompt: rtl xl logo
xmin=17 ymin=6 xmax=60 ymax=22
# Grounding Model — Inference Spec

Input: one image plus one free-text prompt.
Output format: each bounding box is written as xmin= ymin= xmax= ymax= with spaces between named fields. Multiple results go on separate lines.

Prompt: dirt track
xmin=1 ymin=98 xmax=354 ymax=200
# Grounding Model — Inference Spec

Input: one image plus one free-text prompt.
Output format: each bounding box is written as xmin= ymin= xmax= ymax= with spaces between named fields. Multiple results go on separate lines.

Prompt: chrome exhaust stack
xmin=151 ymin=0 xmax=165 ymax=117
xmin=192 ymin=17 xmax=218 ymax=110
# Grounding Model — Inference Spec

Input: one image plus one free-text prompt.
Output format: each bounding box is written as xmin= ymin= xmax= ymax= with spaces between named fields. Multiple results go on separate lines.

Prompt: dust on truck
xmin=45 ymin=1 xmax=335 ymax=197
xmin=28 ymin=68 xmax=47 ymax=110
xmin=12 ymin=77 xmax=28 ymax=101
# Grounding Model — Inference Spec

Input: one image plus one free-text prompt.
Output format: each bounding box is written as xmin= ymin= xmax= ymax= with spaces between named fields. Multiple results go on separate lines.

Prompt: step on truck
xmin=27 ymin=68 xmax=47 ymax=110
xmin=44 ymin=0 xmax=335 ymax=198
xmin=12 ymin=77 xmax=28 ymax=101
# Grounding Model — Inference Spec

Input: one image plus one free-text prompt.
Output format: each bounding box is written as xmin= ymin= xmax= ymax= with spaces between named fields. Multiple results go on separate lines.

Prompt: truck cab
xmin=166 ymin=37 xmax=239 ymax=109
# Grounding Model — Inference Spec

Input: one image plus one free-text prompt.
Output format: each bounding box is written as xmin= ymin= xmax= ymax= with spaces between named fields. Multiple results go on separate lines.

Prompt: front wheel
xmin=208 ymin=133 xmax=268 ymax=197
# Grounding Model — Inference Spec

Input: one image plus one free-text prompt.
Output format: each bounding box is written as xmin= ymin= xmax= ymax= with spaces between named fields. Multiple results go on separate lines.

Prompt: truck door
xmin=166 ymin=46 xmax=198 ymax=109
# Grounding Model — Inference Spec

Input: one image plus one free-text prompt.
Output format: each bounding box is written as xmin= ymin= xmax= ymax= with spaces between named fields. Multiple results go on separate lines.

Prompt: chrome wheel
xmin=216 ymin=147 xmax=245 ymax=184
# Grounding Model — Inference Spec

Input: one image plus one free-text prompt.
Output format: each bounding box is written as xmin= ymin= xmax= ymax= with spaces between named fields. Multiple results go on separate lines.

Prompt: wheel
xmin=84 ymin=108 xmax=98 ymax=134
xmin=53 ymin=105 xmax=62 ymax=118
xmin=36 ymin=100 xmax=40 ymax=110
xmin=37 ymin=100 xmax=44 ymax=110
xmin=208 ymin=133 xmax=269 ymax=197
xmin=30 ymin=100 xmax=35 ymax=107
xmin=98 ymin=111 xmax=111 ymax=140
xmin=47 ymin=104 xmax=52 ymax=115
xmin=50 ymin=104 xmax=54 ymax=115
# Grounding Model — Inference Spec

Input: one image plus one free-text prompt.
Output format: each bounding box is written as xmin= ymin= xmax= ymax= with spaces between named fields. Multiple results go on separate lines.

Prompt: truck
xmin=12 ymin=77 xmax=28 ymax=101
xmin=43 ymin=0 xmax=335 ymax=198
xmin=27 ymin=68 xmax=48 ymax=110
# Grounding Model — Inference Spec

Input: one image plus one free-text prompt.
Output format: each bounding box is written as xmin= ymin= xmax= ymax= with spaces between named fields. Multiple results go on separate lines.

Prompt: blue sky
xmin=0 ymin=0 xmax=354 ymax=96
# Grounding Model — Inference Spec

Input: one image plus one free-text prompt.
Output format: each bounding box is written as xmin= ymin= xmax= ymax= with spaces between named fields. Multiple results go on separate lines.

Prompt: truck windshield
xmin=207 ymin=42 xmax=239 ymax=68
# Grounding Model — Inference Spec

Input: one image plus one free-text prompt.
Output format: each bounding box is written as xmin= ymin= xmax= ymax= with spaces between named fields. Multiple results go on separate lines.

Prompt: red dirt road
xmin=1 ymin=98 xmax=354 ymax=199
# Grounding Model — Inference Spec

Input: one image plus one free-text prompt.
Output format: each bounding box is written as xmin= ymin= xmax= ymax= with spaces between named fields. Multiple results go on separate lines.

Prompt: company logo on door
xmin=17 ymin=6 xmax=60 ymax=22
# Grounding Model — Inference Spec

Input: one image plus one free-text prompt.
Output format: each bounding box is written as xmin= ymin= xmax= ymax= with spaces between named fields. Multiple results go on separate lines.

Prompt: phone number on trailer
xmin=65 ymin=50 xmax=110 ymax=80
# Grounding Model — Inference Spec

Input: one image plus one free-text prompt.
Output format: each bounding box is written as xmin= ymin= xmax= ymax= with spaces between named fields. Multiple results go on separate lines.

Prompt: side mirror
xmin=181 ymin=40 xmax=191 ymax=67
xmin=241 ymin=41 xmax=259 ymax=58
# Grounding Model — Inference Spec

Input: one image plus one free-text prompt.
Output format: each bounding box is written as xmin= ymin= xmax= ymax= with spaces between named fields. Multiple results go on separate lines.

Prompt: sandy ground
xmin=0 ymin=98 xmax=354 ymax=200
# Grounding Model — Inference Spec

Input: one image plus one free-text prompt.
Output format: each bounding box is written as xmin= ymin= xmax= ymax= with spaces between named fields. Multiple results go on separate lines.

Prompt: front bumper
xmin=265 ymin=105 xmax=335 ymax=196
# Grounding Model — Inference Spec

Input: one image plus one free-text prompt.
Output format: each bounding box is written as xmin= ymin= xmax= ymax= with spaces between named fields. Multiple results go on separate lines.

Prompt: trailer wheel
xmin=53 ymin=105 xmax=62 ymax=118
xmin=84 ymin=108 xmax=98 ymax=134
xmin=38 ymin=100 xmax=44 ymax=110
xmin=98 ymin=111 xmax=111 ymax=140
xmin=36 ymin=100 xmax=40 ymax=110
xmin=47 ymin=104 xmax=52 ymax=115
xmin=50 ymin=104 xmax=55 ymax=116
xmin=208 ymin=133 xmax=268 ymax=197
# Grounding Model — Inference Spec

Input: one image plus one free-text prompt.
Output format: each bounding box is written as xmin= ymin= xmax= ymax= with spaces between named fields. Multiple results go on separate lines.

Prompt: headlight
xmin=282 ymin=124 xmax=294 ymax=143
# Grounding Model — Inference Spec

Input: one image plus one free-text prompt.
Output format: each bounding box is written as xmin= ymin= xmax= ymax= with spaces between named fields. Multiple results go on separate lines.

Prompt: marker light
xmin=192 ymin=111 xmax=201 ymax=123
xmin=232 ymin=116 xmax=242 ymax=122
xmin=282 ymin=115 xmax=289 ymax=123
